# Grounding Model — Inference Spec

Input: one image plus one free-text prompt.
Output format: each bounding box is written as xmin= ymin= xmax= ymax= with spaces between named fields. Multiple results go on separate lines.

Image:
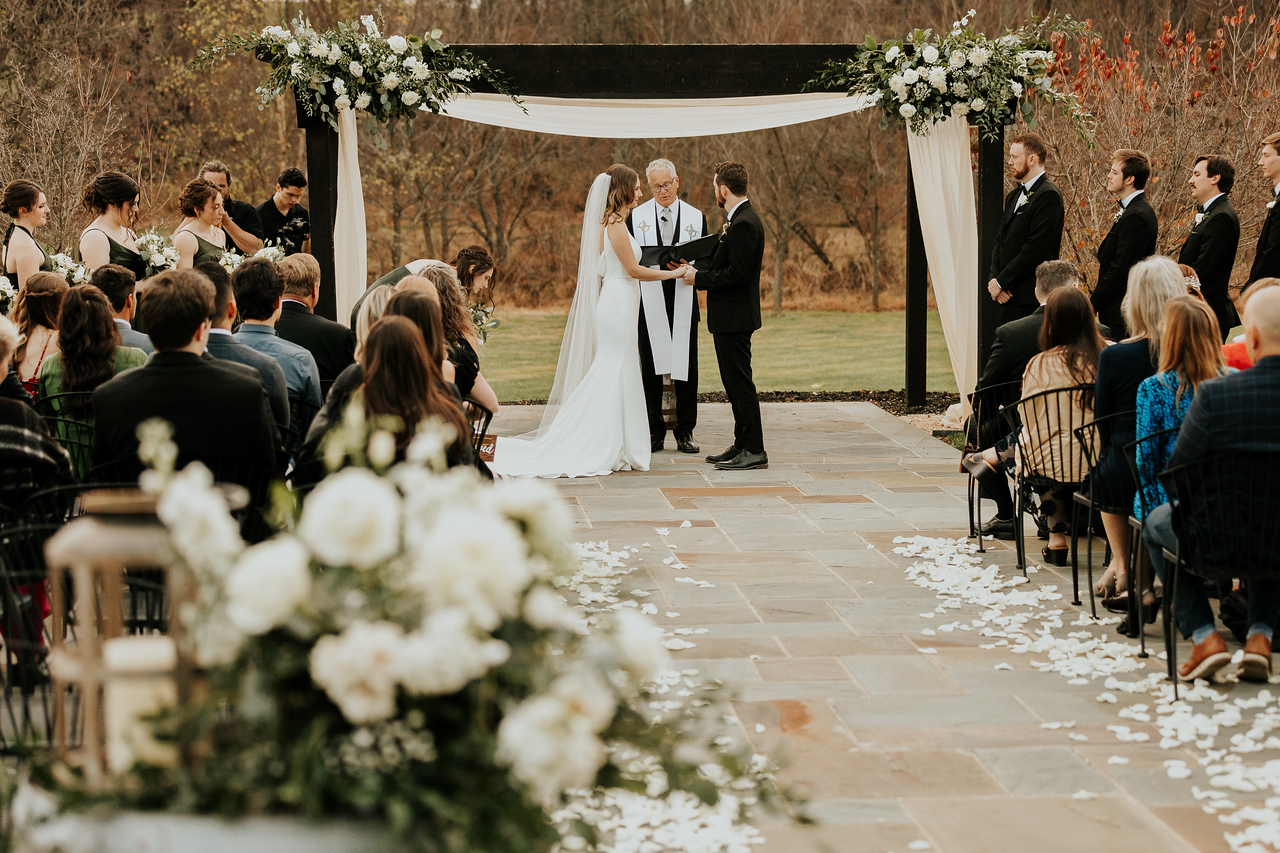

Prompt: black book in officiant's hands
xmin=639 ymin=232 xmax=720 ymax=268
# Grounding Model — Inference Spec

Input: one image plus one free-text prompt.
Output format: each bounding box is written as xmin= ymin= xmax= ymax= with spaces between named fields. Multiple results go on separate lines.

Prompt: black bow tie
xmin=1116 ymin=199 xmax=1124 ymax=208
xmin=1197 ymin=203 xmax=1207 ymax=213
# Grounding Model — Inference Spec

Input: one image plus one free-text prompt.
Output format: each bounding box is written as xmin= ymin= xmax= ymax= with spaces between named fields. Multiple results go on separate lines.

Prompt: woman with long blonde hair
xmin=491 ymin=165 xmax=693 ymax=478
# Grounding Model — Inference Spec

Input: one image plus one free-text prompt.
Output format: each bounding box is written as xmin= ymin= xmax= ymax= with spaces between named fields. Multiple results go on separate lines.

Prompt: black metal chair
xmin=1010 ymin=385 xmax=1095 ymax=575
xmin=0 ymin=463 xmax=67 ymax=513
xmin=1070 ymin=410 xmax=1136 ymax=616
xmin=32 ymin=392 xmax=94 ymax=421
xmin=0 ymin=523 xmax=62 ymax=751
xmin=1119 ymin=427 xmax=1181 ymax=655
xmin=963 ymin=379 xmax=1021 ymax=553
xmin=1158 ymin=451 xmax=1280 ymax=695
xmin=462 ymin=401 xmax=494 ymax=473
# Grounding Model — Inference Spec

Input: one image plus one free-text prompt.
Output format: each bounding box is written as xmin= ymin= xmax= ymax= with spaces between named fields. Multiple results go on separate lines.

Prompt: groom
xmin=680 ymin=162 xmax=766 ymax=470
xmin=627 ymin=158 xmax=706 ymax=454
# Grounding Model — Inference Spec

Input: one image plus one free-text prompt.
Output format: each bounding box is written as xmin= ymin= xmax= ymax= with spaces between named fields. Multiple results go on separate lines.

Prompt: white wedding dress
xmin=492 ymin=213 xmax=651 ymax=479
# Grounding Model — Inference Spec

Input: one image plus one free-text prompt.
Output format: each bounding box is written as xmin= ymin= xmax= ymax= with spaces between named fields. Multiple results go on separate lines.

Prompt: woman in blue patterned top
xmin=1120 ymin=296 xmax=1231 ymax=612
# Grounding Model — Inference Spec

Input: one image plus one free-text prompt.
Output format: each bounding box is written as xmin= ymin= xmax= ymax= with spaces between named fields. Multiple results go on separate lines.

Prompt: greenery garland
xmin=194 ymin=15 xmax=517 ymax=144
xmin=808 ymin=11 xmax=1088 ymax=140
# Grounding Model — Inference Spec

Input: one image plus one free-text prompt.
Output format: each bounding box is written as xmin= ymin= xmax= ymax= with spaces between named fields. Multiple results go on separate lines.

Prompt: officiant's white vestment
xmin=630 ymin=198 xmax=704 ymax=382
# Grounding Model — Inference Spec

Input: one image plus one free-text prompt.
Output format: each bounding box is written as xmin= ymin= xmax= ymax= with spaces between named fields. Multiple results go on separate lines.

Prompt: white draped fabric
xmin=907 ymin=117 xmax=979 ymax=411
xmin=334 ymin=108 xmax=368 ymax=327
xmin=439 ymin=92 xmax=878 ymax=138
xmin=331 ymin=92 xmax=981 ymax=399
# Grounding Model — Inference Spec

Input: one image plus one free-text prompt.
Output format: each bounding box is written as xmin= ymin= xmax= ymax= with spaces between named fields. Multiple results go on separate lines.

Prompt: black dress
xmin=1088 ymin=339 xmax=1158 ymax=508
xmin=448 ymin=338 xmax=480 ymax=400
xmin=2 ymin=224 xmax=54 ymax=276
xmin=82 ymin=227 xmax=146 ymax=281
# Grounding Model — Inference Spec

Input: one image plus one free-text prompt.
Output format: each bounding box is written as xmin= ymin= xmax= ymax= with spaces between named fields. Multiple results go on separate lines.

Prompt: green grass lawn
xmin=480 ymin=309 xmax=958 ymax=402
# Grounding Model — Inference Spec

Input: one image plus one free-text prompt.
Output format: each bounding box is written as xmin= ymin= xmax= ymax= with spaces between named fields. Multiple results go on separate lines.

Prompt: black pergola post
xmin=976 ymin=131 xmax=1006 ymax=373
xmin=297 ymin=99 xmax=340 ymax=321
xmin=904 ymin=159 xmax=927 ymax=407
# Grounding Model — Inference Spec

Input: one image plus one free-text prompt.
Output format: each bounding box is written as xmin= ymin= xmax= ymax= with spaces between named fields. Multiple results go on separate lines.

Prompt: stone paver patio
xmin=491 ymin=401 xmax=1229 ymax=853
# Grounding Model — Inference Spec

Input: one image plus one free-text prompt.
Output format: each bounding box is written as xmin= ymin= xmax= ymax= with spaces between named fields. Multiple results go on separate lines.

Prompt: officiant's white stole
xmin=632 ymin=198 xmax=704 ymax=382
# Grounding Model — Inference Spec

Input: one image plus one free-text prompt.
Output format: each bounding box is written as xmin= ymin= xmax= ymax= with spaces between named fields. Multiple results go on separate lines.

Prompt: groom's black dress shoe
xmin=651 ymin=436 xmax=664 ymax=453
xmin=978 ymin=516 xmax=1017 ymax=540
xmin=706 ymin=445 xmax=740 ymax=464
xmin=715 ymin=450 xmax=768 ymax=470
xmin=675 ymin=434 xmax=700 ymax=454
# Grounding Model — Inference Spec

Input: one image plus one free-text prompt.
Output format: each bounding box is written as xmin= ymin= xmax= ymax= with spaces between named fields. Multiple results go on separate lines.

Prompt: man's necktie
xmin=660 ymin=211 xmax=672 ymax=245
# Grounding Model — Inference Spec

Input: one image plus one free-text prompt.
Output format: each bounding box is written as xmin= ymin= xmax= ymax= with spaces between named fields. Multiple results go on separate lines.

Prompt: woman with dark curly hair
xmin=79 ymin=171 xmax=145 ymax=279
xmin=451 ymin=244 xmax=496 ymax=304
xmin=425 ymin=263 xmax=500 ymax=413
xmin=11 ymin=272 xmax=68 ymax=400
xmin=173 ymin=178 xmax=227 ymax=269
xmin=2 ymin=180 xmax=54 ymax=287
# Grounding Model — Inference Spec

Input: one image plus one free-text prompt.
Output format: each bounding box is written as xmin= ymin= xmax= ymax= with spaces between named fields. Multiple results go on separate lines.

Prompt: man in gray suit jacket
xmin=90 ymin=264 xmax=154 ymax=355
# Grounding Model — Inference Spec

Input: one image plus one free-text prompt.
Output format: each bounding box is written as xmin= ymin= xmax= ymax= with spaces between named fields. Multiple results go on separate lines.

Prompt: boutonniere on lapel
xmin=720 ymin=219 xmax=732 ymax=237
xmin=1193 ymin=205 xmax=1206 ymax=227
xmin=1014 ymin=189 xmax=1034 ymax=213
xmin=1269 ymin=200 xmax=1276 ymax=211
xmin=1112 ymin=207 xmax=1124 ymax=223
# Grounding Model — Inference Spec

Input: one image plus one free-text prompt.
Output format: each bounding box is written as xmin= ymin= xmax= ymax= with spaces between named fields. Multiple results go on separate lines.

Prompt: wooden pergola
xmin=292 ymin=44 xmax=1008 ymax=406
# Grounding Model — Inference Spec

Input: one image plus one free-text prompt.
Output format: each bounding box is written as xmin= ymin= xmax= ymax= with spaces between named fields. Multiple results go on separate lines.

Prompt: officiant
xmin=626 ymin=159 xmax=706 ymax=454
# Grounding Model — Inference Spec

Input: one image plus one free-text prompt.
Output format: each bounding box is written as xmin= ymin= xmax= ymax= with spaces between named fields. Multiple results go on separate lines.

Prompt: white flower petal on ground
xmin=225 ymin=537 xmax=311 ymax=634
xmin=298 ymin=467 xmax=400 ymax=569
xmin=310 ymin=621 xmax=404 ymax=724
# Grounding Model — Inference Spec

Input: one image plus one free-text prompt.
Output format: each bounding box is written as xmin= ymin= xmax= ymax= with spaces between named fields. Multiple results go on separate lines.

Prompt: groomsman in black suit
xmin=681 ymin=162 xmax=767 ymax=471
xmin=1248 ymin=132 xmax=1280 ymax=287
xmin=1092 ymin=149 xmax=1159 ymax=338
xmin=1178 ymin=154 xmax=1242 ymax=341
xmin=988 ymin=132 xmax=1065 ymax=325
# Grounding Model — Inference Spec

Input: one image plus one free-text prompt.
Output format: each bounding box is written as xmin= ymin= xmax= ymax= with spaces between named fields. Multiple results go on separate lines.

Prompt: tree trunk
xmin=772 ymin=238 xmax=786 ymax=318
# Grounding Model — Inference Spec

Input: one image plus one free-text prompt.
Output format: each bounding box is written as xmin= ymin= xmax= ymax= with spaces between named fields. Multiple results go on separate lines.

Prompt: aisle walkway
xmin=491 ymin=402 xmax=1228 ymax=853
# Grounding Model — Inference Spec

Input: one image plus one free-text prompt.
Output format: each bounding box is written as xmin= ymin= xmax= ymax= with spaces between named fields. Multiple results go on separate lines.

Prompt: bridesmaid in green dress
xmin=78 ymin=171 xmax=146 ymax=280
xmin=173 ymin=178 xmax=228 ymax=269
xmin=1 ymin=180 xmax=55 ymax=287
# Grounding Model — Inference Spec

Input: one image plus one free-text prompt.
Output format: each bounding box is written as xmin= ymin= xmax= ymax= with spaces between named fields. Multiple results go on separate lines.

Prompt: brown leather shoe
xmin=1178 ymin=631 xmax=1232 ymax=682
xmin=1241 ymin=633 xmax=1273 ymax=682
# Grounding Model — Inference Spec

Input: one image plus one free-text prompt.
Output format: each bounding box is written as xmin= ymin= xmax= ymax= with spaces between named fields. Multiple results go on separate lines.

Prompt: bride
xmin=492 ymin=165 xmax=693 ymax=478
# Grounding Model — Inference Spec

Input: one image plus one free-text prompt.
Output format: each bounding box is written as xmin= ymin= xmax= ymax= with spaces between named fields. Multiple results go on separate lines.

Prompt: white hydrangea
xmin=395 ymin=608 xmax=510 ymax=695
xmin=310 ymin=621 xmax=403 ymax=724
xmin=348 ymin=60 xmax=364 ymax=77
xmin=951 ymin=80 xmax=970 ymax=97
xmin=607 ymin=608 xmax=670 ymax=685
xmin=496 ymin=671 xmax=616 ymax=801
xmin=922 ymin=45 xmax=940 ymax=64
xmin=381 ymin=72 xmax=400 ymax=90
xmin=331 ymin=78 xmax=346 ymax=96
xmin=901 ymin=67 xmax=920 ymax=85
xmin=405 ymin=508 xmax=531 ymax=630
xmin=448 ymin=67 xmax=474 ymax=82
xmin=969 ymin=45 xmax=991 ymax=66
xmin=387 ymin=35 xmax=408 ymax=54
xmin=948 ymin=49 xmax=966 ymax=68
xmin=951 ymin=101 xmax=971 ymax=117
xmin=927 ymin=66 xmax=949 ymax=91
xmin=225 ymin=537 xmax=312 ymax=635
xmin=354 ymin=92 xmax=372 ymax=110
xmin=899 ymin=103 xmax=917 ymax=118
xmin=298 ymin=467 xmax=400 ymax=570
xmin=401 ymin=90 xmax=420 ymax=106
xmin=888 ymin=74 xmax=908 ymax=101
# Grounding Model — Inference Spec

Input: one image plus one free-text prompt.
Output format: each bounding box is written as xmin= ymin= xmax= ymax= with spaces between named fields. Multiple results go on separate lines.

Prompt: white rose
xmin=298 ymin=467 xmax=400 ymax=569
xmin=387 ymin=35 xmax=408 ymax=54
xmin=310 ymin=621 xmax=403 ymax=724
xmin=951 ymin=101 xmax=971 ymax=117
xmin=1010 ymin=80 xmax=1024 ymax=97
xmin=328 ymin=45 xmax=343 ymax=65
xmin=899 ymin=103 xmax=917 ymax=118
xmin=971 ymin=97 xmax=986 ymax=111
xmin=922 ymin=45 xmax=940 ymax=64
xmin=522 ymin=585 xmax=582 ymax=631
xmin=381 ymin=72 xmax=400 ymax=90
xmin=401 ymin=90 xmax=420 ymax=106
xmin=901 ymin=67 xmax=919 ymax=85
xmin=157 ymin=463 xmax=243 ymax=573
xmin=354 ymin=92 xmax=372 ymax=110
xmin=368 ymin=429 xmax=396 ymax=468
xmin=490 ymin=478 xmax=572 ymax=560
xmin=225 ymin=537 xmax=311 ymax=635
xmin=884 ymin=45 xmax=901 ymax=63
xmin=607 ymin=608 xmax=669 ymax=685
xmin=395 ymin=608 xmax=510 ymax=695
xmin=286 ymin=42 xmax=301 ymax=57
xmin=348 ymin=60 xmax=364 ymax=77
xmin=334 ymin=94 xmax=352 ymax=111
xmin=406 ymin=508 xmax=532 ymax=630
xmin=949 ymin=49 xmax=966 ymax=68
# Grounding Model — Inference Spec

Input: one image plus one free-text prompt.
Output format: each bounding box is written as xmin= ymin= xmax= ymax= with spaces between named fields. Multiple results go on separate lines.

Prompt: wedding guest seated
xmin=0 ymin=315 xmax=70 ymax=489
xmin=90 ymin=264 xmax=154 ymax=354
xmin=11 ymin=272 xmax=67 ymax=401
xmin=964 ymin=288 xmax=1104 ymax=565
xmin=296 ymin=317 xmax=470 ymax=485
xmin=232 ymin=258 xmax=322 ymax=429
xmin=274 ymin=253 xmax=355 ymax=388
xmin=425 ymin=264 xmax=500 ymax=414
xmin=1091 ymin=256 xmax=1185 ymax=608
xmin=197 ymin=261 xmax=290 ymax=431
xmin=1142 ymin=286 xmax=1280 ymax=682
xmin=972 ymin=260 xmax=1094 ymax=537
xmin=91 ymin=270 xmax=277 ymax=476
xmin=1179 ymin=263 xmax=1205 ymax=299
xmin=1222 ymin=278 xmax=1280 ymax=370
xmin=255 ymin=167 xmax=310 ymax=255
xmin=349 ymin=258 xmax=450 ymax=328
xmin=354 ymin=283 xmax=395 ymax=363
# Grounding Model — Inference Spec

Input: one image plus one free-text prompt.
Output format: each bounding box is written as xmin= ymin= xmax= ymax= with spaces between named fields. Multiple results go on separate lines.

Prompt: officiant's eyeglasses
xmin=650 ymin=180 xmax=677 ymax=192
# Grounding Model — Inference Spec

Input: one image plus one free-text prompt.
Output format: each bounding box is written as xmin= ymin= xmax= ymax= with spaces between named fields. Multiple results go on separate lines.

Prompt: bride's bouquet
xmin=135 ymin=231 xmax=180 ymax=275
xmin=18 ymin=412 xmax=782 ymax=853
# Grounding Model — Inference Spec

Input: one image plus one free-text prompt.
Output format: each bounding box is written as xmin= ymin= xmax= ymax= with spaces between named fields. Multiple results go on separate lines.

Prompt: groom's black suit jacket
xmin=1249 ymin=194 xmax=1280 ymax=285
xmin=1178 ymin=194 xmax=1241 ymax=338
xmin=695 ymin=201 xmax=764 ymax=334
xmin=1092 ymin=193 xmax=1158 ymax=336
xmin=989 ymin=172 xmax=1065 ymax=307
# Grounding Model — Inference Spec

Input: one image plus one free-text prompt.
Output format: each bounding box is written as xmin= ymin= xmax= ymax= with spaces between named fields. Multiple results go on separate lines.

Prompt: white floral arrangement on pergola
xmin=811 ymin=10 xmax=1087 ymax=138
